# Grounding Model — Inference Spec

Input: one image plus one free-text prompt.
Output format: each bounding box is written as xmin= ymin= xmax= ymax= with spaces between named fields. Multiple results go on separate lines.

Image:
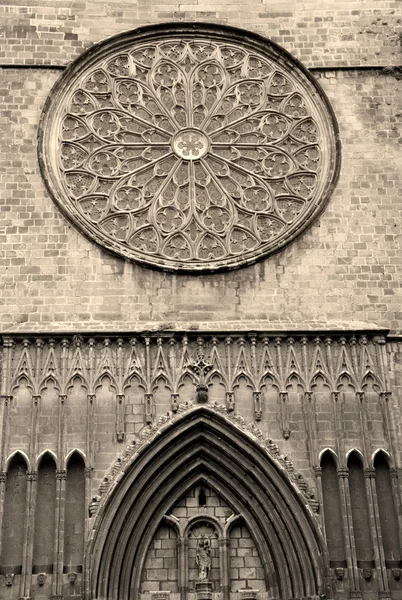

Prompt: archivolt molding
xmin=85 ymin=405 xmax=328 ymax=600
xmin=92 ymin=402 xmax=319 ymax=515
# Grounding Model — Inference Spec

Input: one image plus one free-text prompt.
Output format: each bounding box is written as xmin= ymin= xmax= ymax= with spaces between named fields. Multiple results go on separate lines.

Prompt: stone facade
xmin=1 ymin=2 xmax=402 ymax=600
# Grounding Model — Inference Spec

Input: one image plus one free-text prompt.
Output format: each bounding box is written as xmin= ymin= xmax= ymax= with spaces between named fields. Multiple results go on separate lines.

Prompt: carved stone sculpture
xmin=89 ymin=495 xmax=101 ymax=516
xmin=196 ymin=537 xmax=211 ymax=581
xmin=68 ymin=572 xmax=77 ymax=585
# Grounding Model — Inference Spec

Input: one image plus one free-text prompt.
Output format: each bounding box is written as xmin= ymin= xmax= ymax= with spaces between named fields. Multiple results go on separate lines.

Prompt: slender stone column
xmin=364 ymin=467 xmax=389 ymax=593
xmin=219 ymin=537 xmax=229 ymax=600
xmin=53 ymin=469 xmax=67 ymax=598
xmin=337 ymin=467 xmax=358 ymax=590
xmin=20 ymin=470 xmax=38 ymax=599
xmin=0 ymin=397 xmax=10 ymax=554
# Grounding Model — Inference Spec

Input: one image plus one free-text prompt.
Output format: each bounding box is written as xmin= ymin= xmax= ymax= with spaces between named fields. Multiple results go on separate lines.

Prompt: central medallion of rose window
xmin=39 ymin=25 xmax=339 ymax=271
xmin=172 ymin=129 xmax=210 ymax=160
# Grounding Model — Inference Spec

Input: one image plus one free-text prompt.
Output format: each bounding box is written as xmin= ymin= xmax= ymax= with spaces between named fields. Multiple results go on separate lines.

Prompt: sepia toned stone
xmin=39 ymin=24 xmax=339 ymax=272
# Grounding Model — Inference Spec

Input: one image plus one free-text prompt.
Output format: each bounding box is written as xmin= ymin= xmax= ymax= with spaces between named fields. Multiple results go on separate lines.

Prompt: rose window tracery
xmin=39 ymin=25 xmax=339 ymax=271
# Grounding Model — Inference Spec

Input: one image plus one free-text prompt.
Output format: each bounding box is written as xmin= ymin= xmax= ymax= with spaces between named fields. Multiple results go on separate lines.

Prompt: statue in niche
xmin=196 ymin=536 xmax=211 ymax=581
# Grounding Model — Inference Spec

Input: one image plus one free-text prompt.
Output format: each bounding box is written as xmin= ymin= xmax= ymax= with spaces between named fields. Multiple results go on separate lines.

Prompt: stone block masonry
xmin=1 ymin=3 xmax=402 ymax=600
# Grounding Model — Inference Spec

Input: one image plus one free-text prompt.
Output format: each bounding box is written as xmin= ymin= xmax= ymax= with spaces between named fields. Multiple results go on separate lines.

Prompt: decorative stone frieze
xmin=150 ymin=592 xmax=170 ymax=600
xmin=2 ymin=332 xmax=386 ymax=400
xmin=240 ymin=590 xmax=258 ymax=600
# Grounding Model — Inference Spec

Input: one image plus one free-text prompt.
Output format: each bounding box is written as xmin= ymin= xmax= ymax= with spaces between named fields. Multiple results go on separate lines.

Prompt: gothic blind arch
xmin=85 ymin=406 xmax=327 ymax=600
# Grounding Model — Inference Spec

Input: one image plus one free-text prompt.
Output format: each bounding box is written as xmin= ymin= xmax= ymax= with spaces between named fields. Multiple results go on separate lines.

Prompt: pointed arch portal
xmin=85 ymin=408 xmax=327 ymax=600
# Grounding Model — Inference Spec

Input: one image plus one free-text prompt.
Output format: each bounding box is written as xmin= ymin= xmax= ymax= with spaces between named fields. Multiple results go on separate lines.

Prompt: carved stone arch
xmin=122 ymin=372 xmax=146 ymax=394
xmin=85 ymin=406 xmax=327 ymax=600
xmin=224 ymin=513 xmax=243 ymax=537
xmin=38 ymin=374 xmax=60 ymax=395
xmin=6 ymin=449 xmax=30 ymax=470
xmin=151 ymin=373 xmax=173 ymax=392
xmin=10 ymin=374 xmax=35 ymax=396
xmin=361 ymin=371 xmax=383 ymax=393
xmin=285 ymin=372 xmax=306 ymax=391
xmin=336 ymin=372 xmax=356 ymax=391
xmin=310 ymin=371 xmax=331 ymax=391
xmin=64 ymin=448 xmax=87 ymax=469
xmin=65 ymin=373 xmax=89 ymax=396
xmin=345 ymin=447 xmax=365 ymax=465
xmin=132 ymin=470 xmax=278 ymax=596
xmin=318 ymin=447 xmax=339 ymax=467
xmin=233 ymin=373 xmax=254 ymax=389
xmin=371 ymin=447 xmax=392 ymax=467
xmin=260 ymin=372 xmax=281 ymax=391
xmin=162 ymin=512 xmax=182 ymax=536
xmin=183 ymin=511 xmax=225 ymax=538
xmin=35 ymin=449 xmax=58 ymax=470
xmin=94 ymin=372 xmax=118 ymax=394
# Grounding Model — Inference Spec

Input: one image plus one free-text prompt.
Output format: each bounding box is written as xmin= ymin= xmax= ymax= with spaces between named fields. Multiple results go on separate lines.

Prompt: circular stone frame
xmin=38 ymin=23 xmax=340 ymax=272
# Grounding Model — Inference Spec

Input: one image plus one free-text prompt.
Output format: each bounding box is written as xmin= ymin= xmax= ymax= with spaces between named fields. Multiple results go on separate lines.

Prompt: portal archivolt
xmin=85 ymin=408 xmax=327 ymax=600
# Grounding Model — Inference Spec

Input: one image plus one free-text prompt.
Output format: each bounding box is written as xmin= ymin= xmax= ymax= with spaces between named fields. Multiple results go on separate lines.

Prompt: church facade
xmin=1 ymin=3 xmax=402 ymax=600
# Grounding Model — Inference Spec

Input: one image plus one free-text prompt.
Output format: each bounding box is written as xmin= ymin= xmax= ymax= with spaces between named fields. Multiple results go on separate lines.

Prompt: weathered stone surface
xmin=1 ymin=4 xmax=402 ymax=600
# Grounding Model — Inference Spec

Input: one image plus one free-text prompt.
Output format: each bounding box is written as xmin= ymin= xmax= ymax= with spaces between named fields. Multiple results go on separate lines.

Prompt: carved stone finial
xmin=190 ymin=351 xmax=212 ymax=404
xmin=72 ymin=334 xmax=83 ymax=347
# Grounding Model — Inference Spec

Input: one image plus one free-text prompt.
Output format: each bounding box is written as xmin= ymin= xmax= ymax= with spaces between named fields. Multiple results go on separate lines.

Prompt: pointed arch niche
xmin=85 ymin=408 xmax=326 ymax=600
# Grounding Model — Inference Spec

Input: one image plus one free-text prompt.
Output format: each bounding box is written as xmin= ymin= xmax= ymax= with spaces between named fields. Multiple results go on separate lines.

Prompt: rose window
xmin=39 ymin=25 xmax=339 ymax=271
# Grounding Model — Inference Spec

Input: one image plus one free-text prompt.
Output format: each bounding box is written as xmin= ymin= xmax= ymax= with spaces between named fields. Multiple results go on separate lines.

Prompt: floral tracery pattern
xmin=42 ymin=30 xmax=338 ymax=270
